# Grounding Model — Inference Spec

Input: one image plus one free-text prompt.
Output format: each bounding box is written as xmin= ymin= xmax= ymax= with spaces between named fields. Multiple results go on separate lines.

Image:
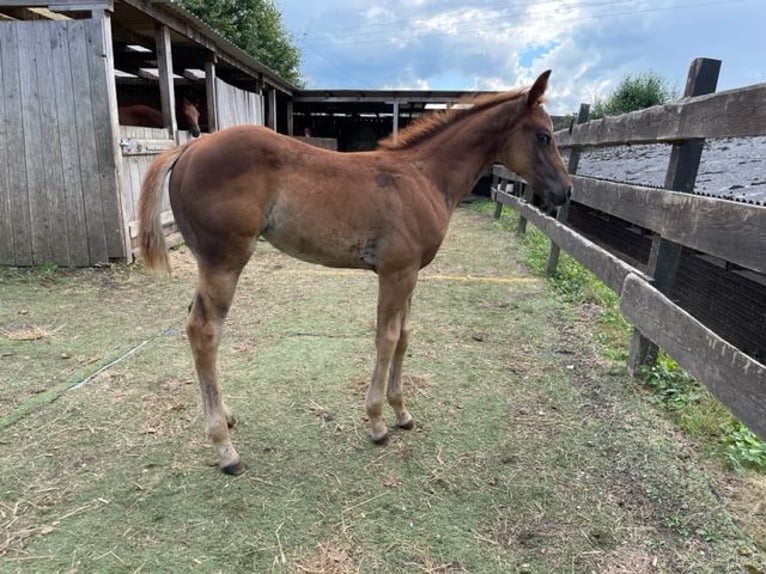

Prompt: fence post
xmin=627 ymin=57 xmax=722 ymax=375
xmin=546 ymin=103 xmax=590 ymax=275
xmin=492 ymin=170 xmax=504 ymax=219
xmin=515 ymin=183 xmax=533 ymax=235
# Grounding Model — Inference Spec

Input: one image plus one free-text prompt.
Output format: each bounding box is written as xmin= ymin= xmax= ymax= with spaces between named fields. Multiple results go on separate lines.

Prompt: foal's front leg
xmin=386 ymin=294 xmax=414 ymax=430
xmin=366 ymin=271 xmax=417 ymax=443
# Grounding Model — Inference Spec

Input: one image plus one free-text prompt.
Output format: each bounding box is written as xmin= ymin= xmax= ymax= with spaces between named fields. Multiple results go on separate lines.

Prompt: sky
xmin=276 ymin=0 xmax=765 ymax=115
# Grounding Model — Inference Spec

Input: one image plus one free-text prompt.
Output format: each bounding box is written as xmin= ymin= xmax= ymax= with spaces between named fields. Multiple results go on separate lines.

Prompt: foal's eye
xmin=536 ymin=132 xmax=551 ymax=145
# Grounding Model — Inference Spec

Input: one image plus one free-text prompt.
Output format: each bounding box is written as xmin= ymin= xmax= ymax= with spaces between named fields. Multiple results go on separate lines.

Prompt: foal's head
xmin=180 ymin=97 xmax=202 ymax=138
xmin=498 ymin=71 xmax=572 ymax=208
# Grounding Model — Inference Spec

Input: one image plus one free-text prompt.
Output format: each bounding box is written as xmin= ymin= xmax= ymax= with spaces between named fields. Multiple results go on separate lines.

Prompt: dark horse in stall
xmin=118 ymin=97 xmax=201 ymax=137
xmin=138 ymin=71 xmax=572 ymax=474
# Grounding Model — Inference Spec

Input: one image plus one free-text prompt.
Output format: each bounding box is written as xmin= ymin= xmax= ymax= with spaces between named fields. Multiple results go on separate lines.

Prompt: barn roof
xmin=0 ymin=0 xmax=296 ymax=94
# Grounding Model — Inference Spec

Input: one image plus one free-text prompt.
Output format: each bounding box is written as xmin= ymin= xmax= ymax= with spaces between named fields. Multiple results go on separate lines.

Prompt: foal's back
xmin=168 ymin=125 xmax=450 ymax=273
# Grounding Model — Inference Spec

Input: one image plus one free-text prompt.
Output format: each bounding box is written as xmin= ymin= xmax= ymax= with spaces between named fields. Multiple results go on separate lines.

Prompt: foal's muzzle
xmin=546 ymin=185 xmax=572 ymax=207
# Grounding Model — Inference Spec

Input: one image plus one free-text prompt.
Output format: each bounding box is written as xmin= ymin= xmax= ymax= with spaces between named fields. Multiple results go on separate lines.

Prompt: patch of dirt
xmin=293 ymin=542 xmax=358 ymax=574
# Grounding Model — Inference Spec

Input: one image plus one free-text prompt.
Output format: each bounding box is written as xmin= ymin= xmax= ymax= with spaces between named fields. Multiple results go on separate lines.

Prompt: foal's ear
xmin=527 ymin=70 xmax=551 ymax=107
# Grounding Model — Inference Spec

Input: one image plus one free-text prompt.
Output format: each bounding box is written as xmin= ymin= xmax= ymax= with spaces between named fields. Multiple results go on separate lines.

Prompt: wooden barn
xmin=0 ymin=0 xmax=295 ymax=267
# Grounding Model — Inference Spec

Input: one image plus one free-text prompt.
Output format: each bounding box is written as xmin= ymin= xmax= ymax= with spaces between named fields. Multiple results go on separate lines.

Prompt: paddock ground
xmin=1 ymin=206 xmax=764 ymax=573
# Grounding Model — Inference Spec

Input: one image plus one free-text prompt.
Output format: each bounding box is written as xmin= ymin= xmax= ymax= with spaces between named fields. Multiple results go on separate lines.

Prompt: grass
xmin=474 ymin=200 xmax=766 ymax=473
xmin=1 ymin=207 xmax=765 ymax=572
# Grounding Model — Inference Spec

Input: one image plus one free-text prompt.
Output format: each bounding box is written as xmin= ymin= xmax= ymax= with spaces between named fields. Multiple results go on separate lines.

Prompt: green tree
xmin=179 ymin=0 xmax=302 ymax=85
xmin=591 ymin=72 xmax=674 ymax=119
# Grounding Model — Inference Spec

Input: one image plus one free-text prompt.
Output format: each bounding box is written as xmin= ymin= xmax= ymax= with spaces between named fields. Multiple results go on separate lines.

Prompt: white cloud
xmin=280 ymin=0 xmax=766 ymax=114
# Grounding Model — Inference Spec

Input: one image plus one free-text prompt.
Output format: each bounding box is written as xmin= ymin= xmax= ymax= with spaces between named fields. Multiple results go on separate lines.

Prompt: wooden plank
xmin=571 ymin=177 xmax=766 ymax=275
xmin=495 ymin=191 xmax=648 ymax=293
xmin=620 ymin=273 xmax=766 ymax=441
xmin=205 ymin=57 xmax=217 ymax=132
xmin=0 ymin=0 xmax=111 ymax=7
xmin=555 ymin=82 xmax=766 ymax=149
xmin=99 ymin=8 xmax=132 ymax=263
xmin=118 ymin=137 xmax=175 ymax=155
xmin=492 ymin=164 xmax=521 ymax=182
xmin=51 ymin=19 xmax=90 ymax=266
xmin=120 ymin=0 xmax=293 ymax=96
xmin=18 ymin=22 xmax=54 ymax=265
xmin=155 ymin=24 xmax=176 ymax=136
xmin=1 ymin=23 xmax=33 ymax=266
xmin=67 ymin=19 xmax=109 ymax=265
xmin=35 ymin=21 xmax=70 ymax=265
xmin=86 ymin=15 xmax=124 ymax=260
xmin=0 ymin=23 xmax=16 ymax=264
xmin=267 ymin=87 xmax=277 ymax=130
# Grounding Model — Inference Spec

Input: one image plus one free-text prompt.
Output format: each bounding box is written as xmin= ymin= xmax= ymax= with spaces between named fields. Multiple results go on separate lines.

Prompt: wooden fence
xmin=491 ymin=58 xmax=766 ymax=441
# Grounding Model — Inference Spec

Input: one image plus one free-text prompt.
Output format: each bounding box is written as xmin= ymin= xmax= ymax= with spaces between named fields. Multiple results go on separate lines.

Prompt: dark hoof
xmin=372 ymin=432 xmax=390 ymax=446
xmin=398 ymin=418 xmax=415 ymax=431
xmin=220 ymin=460 xmax=245 ymax=475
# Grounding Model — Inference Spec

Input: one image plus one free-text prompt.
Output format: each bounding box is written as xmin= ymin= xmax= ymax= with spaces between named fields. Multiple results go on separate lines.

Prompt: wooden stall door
xmin=117 ymin=126 xmax=176 ymax=259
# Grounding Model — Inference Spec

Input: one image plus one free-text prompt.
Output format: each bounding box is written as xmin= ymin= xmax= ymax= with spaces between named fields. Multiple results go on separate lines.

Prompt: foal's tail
xmin=137 ymin=143 xmax=189 ymax=275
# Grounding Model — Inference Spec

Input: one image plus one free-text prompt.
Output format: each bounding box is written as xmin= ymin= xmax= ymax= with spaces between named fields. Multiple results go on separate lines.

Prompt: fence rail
xmin=491 ymin=57 xmax=766 ymax=441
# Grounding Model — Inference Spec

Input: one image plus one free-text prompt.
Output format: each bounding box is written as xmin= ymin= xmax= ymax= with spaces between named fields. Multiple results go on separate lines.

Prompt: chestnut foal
xmin=139 ymin=71 xmax=572 ymax=474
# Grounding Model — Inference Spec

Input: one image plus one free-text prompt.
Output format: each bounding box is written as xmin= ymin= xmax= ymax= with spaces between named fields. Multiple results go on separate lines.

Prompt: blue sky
xmin=276 ymin=0 xmax=765 ymax=114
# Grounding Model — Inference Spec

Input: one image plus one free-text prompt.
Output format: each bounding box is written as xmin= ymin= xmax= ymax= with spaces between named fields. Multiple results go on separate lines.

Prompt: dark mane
xmin=377 ymin=88 xmax=528 ymax=150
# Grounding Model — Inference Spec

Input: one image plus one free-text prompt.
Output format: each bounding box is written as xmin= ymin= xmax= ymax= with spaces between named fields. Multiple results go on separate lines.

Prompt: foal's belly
xmin=261 ymin=225 xmax=377 ymax=271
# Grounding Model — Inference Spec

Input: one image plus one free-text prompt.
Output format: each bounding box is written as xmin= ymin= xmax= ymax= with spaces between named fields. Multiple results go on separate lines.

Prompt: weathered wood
xmin=0 ymin=23 xmax=22 ymax=264
xmin=547 ymin=103 xmax=590 ymax=275
xmin=570 ymin=177 xmax=766 ymax=275
xmin=51 ymin=19 xmax=90 ymax=266
xmin=620 ymin=273 xmax=766 ymax=441
xmin=627 ymin=58 xmax=720 ymax=372
xmin=68 ymin=19 xmax=110 ymax=264
xmin=120 ymin=0 xmax=293 ymax=95
xmin=18 ymin=23 xmax=54 ymax=264
xmin=492 ymin=164 xmax=518 ymax=182
xmin=36 ymin=21 xmax=70 ymax=265
xmin=205 ymin=57 xmax=218 ymax=132
xmin=495 ymin=191 xmax=648 ymax=293
xmin=87 ymin=15 xmax=124 ymax=260
xmin=267 ymin=87 xmax=277 ymax=130
xmin=117 ymin=124 xmax=175 ymax=256
xmin=215 ymin=77 xmax=262 ymax=128
xmin=286 ymin=99 xmax=294 ymax=136
xmin=2 ymin=24 xmax=35 ymax=265
xmin=554 ymin=82 xmax=766 ymax=149
xmin=155 ymin=24 xmax=176 ymax=137
xmin=0 ymin=0 xmax=112 ymax=7
xmin=118 ymin=137 xmax=176 ymax=156
xmin=515 ymin=183 xmax=534 ymax=236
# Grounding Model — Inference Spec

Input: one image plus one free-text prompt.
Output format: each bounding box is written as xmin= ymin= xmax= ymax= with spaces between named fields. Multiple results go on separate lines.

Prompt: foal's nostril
xmin=566 ymin=187 xmax=572 ymax=199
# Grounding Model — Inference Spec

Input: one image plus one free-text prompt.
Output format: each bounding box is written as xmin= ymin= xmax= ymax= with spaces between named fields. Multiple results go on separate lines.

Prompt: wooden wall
xmin=0 ymin=17 xmax=123 ymax=266
xmin=215 ymin=78 xmax=263 ymax=129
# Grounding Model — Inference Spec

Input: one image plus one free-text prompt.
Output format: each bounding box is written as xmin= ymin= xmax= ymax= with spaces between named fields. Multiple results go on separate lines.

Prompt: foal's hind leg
xmin=386 ymin=294 xmax=414 ymax=430
xmin=187 ymin=260 xmax=247 ymax=474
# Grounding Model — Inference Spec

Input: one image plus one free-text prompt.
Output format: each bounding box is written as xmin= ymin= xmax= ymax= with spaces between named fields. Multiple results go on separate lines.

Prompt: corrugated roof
xmin=575 ymin=137 xmax=766 ymax=206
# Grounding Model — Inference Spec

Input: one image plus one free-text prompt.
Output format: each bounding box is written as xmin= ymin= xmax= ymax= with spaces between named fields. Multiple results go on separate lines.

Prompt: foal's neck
xmin=411 ymin=97 xmax=525 ymax=209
